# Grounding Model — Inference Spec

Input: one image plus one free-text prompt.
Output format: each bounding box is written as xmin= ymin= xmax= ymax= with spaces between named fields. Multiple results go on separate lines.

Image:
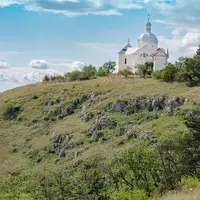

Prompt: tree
xmin=162 ymin=63 xmax=177 ymax=82
xmin=118 ymin=66 xmax=134 ymax=78
xmin=96 ymin=67 xmax=107 ymax=77
xmin=135 ymin=62 xmax=153 ymax=78
xmin=102 ymin=61 xmax=116 ymax=74
xmin=43 ymin=75 xmax=50 ymax=82
xmin=82 ymin=65 xmax=97 ymax=78
xmin=175 ymin=55 xmax=200 ymax=83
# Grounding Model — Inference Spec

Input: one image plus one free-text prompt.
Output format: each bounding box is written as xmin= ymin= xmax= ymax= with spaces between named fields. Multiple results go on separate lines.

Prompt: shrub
xmin=101 ymin=61 xmax=116 ymax=74
xmin=181 ymin=177 xmax=200 ymax=189
xmin=82 ymin=65 xmax=97 ymax=78
xmin=96 ymin=67 xmax=107 ymax=77
xmin=1 ymin=104 xmax=21 ymax=120
xmin=152 ymin=70 xmax=164 ymax=80
xmin=68 ymin=70 xmax=83 ymax=81
xmin=43 ymin=75 xmax=50 ymax=82
xmin=135 ymin=62 xmax=153 ymax=78
xmin=118 ymin=66 xmax=134 ymax=78
xmin=112 ymin=190 xmax=149 ymax=200
xmin=162 ymin=63 xmax=177 ymax=82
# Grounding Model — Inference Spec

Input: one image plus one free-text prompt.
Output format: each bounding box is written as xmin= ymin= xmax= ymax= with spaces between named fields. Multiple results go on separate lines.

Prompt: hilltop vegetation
xmin=1 ymin=73 xmax=200 ymax=199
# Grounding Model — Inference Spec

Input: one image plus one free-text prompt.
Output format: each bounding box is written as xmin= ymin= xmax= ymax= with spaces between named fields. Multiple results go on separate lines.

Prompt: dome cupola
xmin=138 ymin=14 xmax=158 ymax=48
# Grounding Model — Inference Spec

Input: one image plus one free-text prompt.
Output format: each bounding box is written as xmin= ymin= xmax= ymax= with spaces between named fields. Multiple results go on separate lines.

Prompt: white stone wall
xmin=128 ymin=45 xmax=155 ymax=73
xmin=153 ymin=55 xmax=168 ymax=71
xmin=118 ymin=54 xmax=128 ymax=72
xmin=118 ymin=43 xmax=162 ymax=73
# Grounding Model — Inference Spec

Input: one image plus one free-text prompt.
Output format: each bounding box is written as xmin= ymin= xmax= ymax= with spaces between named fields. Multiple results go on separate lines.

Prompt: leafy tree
xmin=118 ymin=66 xmax=134 ymax=78
xmin=135 ymin=62 xmax=153 ymax=78
xmin=82 ymin=65 xmax=97 ymax=79
xmin=102 ymin=61 xmax=116 ymax=74
xmin=68 ymin=70 xmax=83 ymax=81
xmin=152 ymin=70 xmax=164 ymax=80
xmin=43 ymin=75 xmax=50 ymax=82
xmin=96 ymin=67 xmax=107 ymax=77
xmin=162 ymin=63 xmax=177 ymax=82
xmin=179 ymin=55 xmax=200 ymax=82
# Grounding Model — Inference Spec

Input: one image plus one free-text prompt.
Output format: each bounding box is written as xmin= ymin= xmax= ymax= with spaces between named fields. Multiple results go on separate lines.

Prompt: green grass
xmin=0 ymin=76 xmax=200 ymax=176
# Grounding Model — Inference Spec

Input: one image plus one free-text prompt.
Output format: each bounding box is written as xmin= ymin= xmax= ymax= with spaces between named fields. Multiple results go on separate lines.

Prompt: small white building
xmin=118 ymin=15 xmax=169 ymax=73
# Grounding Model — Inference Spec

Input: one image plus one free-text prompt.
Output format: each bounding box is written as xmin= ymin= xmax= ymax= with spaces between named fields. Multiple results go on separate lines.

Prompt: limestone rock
xmin=111 ymin=101 xmax=128 ymax=113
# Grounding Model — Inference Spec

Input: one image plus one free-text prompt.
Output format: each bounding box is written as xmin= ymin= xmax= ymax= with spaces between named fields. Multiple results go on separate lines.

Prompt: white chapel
xmin=118 ymin=15 xmax=169 ymax=73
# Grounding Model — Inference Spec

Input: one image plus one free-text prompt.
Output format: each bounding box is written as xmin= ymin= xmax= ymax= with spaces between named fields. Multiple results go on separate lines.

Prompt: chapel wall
xmin=153 ymin=56 xmax=167 ymax=71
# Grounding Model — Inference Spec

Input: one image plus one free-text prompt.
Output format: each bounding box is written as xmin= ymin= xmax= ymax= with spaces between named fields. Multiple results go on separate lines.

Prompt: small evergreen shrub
xmin=181 ymin=177 xmax=200 ymax=189
xmin=1 ymin=104 xmax=21 ymax=120
xmin=112 ymin=190 xmax=149 ymax=200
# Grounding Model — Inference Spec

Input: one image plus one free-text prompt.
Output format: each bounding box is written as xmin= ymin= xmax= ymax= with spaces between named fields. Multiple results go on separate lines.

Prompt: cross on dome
xmin=147 ymin=14 xmax=150 ymax=22
xmin=146 ymin=14 xmax=151 ymax=33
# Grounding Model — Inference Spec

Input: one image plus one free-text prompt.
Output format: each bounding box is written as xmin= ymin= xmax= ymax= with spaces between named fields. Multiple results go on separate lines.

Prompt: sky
xmin=0 ymin=0 xmax=200 ymax=92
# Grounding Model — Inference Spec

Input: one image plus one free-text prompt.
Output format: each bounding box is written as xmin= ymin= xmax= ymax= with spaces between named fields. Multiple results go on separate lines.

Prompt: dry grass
xmin=158 ymin=189 xmax=200 ymax=200
xmin=0 ymin=76 xmax=200 ymax=176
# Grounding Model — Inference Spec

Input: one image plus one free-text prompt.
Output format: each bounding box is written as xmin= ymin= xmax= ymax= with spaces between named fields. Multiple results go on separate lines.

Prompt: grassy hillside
xmin=1 ymin=76 xmax=200 ymax=199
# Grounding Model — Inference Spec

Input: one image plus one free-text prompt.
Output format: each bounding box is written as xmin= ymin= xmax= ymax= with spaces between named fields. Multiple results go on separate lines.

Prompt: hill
xmin=1 ymin=76 xmax=200 ymax=199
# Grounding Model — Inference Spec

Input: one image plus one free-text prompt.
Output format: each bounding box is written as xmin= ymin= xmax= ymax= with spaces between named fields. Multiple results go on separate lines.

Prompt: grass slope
xmin=0 ymin=76 xmax=200 ymax=177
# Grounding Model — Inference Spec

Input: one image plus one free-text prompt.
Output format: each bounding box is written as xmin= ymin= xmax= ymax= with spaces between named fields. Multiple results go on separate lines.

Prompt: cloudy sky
xmin=0 ymin=0 xmax=200 ymax=92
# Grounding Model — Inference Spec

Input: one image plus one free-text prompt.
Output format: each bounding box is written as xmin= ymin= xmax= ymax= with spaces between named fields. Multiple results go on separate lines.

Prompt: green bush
xmin=96 ymin=67 xmax=107 ymax=77
xmin=113 ymin=190 xmax=149 ymax=200
xmin=152 ymin=70 xmax=164 ymax=80
xmin=162 ymin=63 xmax=177 ymax=82
xmin=181 ymin=177 xmax=200 ymax=189
xmin=68 ymin=70 xmax=83 ymax=81
xmin=43 ymin=75 xmax=50 ymax=82
xmin=101 ymin=61 xmax=116 ymax=74
xmin=135 ymin=62 xmax=153 ymax=78
xmin=153 ymin=54 xmax=200 ymax=85
xmin=118 ymin=66 xmax=133 ymax=78
xmin=82 ymin=65 xmax=97 ymax=78
xmin=0 ymin=104 xmax=21 ymax=120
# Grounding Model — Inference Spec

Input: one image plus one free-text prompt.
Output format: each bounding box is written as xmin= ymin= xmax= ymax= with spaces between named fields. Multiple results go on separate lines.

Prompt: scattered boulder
xmin=90 ymin=131 xmax=104 ymax=142
xmin=59 ymin=151 xmax=66 ymax=158
xmin=2 ymin=104 xmax=21 ymax=120
xmin=87 ymin=115 xmax=117 ymax=137
xmin=111 ymin=101 xmax=128 ymax=113
xmin=80 ymin=112 xmax=94 ymax=123
xmin=44 ymin=100 xmax=54 ymax=106
xmin=166 ymin=98 xmax=179 ymax=109
xmin=187 ymin=110 xmax=196 ymax=117
xmin=152 ymin=98 xmax=163 ymax=110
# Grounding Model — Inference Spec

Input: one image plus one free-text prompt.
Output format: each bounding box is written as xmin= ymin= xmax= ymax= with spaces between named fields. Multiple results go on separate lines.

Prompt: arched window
xmin=125 ymin=58 xmax=127 ymax=64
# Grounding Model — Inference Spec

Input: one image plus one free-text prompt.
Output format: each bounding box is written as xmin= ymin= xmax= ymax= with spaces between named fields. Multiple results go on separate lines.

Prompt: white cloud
xmin=0 ymin=60 xmax=86 ymax=92
xmin=0 ymin=0 xmax=143 ymax=16
xmin=0 ymin=62 xmax=11 ymax=69
xmin=158 ymin=28 xmax=200 ymax=62
xmin=0 ymin=67 xmax=59 ymax=92
xmin=50 ymin=60 xmax=85 ymax=72
xmin=29 ymin=60 xmax=49 ymax=69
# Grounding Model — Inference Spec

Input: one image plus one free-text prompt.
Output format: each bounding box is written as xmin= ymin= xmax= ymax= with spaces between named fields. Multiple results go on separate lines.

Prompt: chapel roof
xmin=118 ymin=43 xmax=132 ymax=54
xmin=151 ymin=48 xmax=168 ymax=57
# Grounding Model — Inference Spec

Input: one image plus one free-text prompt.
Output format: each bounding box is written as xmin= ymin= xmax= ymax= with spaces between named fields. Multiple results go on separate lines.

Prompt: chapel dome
xmin=138 ymin=32 xmax=158 ymax=44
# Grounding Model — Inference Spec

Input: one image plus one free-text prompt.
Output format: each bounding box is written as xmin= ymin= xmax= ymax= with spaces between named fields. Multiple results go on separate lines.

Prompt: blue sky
xmin=0 ymin=0 xmax=200 ymax=92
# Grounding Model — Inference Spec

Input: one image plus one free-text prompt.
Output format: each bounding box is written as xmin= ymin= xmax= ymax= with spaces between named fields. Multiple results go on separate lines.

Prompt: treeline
xmin=43 ymin=61 xmax=116 ymax=82
xmin=1 ymin=111 xmax=200 ymax=199
xmin=153 ymin=55 xmax=200 ymax=86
